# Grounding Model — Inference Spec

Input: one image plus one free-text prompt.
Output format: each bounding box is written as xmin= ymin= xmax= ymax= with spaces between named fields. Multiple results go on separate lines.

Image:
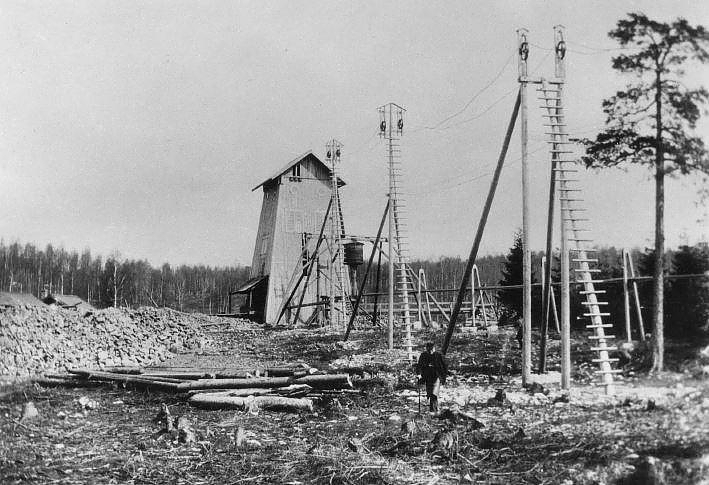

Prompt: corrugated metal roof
xmin=251 ymin=151 xmax=345 ymax=191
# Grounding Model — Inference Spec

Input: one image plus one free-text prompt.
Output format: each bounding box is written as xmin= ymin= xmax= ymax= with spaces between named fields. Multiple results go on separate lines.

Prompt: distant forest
xmin=0 ymin=240 xmax=249 ymax=313
xmin=0 ymin=239 xmax=707 ymax=337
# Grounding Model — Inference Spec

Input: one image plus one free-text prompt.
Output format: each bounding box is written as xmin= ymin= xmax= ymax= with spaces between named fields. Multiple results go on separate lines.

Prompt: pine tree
xmin=583 ymin=13 xmax=709 ymax=371
xmin=499 ymin=231 xmax=524 ymax=320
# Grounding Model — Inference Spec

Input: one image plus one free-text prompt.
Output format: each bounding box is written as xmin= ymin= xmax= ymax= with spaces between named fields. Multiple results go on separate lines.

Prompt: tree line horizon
xmin=0 ymin=237 xmax=706 ymax=336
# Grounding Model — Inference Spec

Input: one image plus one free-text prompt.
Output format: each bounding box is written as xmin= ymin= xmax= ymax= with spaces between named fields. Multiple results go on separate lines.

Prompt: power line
xmin=404 ymin=144 xmax=549 ymax=196
xmin=451 ymin=89 xmax=517 ymax=128
xmin=411 ymin=53 xmax=515 ymax=132
xmin=566 ymin=39 xmax=638 ymax=53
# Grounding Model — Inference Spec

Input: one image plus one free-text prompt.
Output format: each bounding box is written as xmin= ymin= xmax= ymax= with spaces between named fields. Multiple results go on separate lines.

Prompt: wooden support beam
xmin=277 ymin=199 xmax=333 ymax=326
xmin=540 ymin=155 xmax=558 ymax=373
xmin=344 ymin=200 xmax=390 ymax=340
xmin=441 ymin=89 xmax=521 ymax=355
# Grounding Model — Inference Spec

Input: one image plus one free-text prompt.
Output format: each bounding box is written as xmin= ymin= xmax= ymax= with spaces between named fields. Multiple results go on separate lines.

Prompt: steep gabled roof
xmin=251 ymin=150 xmax=345 ymax=191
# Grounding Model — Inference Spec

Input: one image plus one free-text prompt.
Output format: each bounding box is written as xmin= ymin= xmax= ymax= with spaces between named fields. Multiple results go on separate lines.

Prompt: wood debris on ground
xmin=1 ymin=316 xmax=708 ymax=484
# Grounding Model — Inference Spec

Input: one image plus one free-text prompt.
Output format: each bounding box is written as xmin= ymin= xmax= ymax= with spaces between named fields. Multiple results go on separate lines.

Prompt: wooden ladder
xmin=538 ymin=80 xmax=620 ymax=392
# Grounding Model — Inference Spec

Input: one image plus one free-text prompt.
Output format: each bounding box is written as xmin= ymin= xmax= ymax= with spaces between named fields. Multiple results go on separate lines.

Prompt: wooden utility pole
xmin=554 ymin=25 xmax=571 ymax=391
xmin=379 ymin=103 xmax=408 ymax=352
xmin=622 ymin=248 xmax=632 ymax=343
xmin=517 ymin=28 xmax=532 ymax=386
xmin=387 ymin=108 xmax=395 ymax=350
xmin=622 ymin=248 xmax=646 ymax=341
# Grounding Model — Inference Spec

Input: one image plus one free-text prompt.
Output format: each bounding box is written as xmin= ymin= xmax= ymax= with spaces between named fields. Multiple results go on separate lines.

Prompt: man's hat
xmin=425 ymin=341 xmax=435 ymax=349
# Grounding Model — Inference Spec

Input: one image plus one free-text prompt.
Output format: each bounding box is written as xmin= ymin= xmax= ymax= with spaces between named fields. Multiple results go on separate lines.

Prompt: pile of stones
xmin=0 ymin=305 xmax=217 ymax=379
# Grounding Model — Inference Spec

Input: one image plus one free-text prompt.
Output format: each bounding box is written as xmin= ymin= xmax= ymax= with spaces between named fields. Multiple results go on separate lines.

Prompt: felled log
xmin=143 ymin=369 xmax=310 ymax=380
xmin=143 ymin=371 xmax=237 ymax=380
xmin=176 ymin=373 xmax=351 ymax=391
xmin=328 ymin=366 xmax=380 ymax=377
xmin=176 ymin=377 xmax=292 ymax=391
xmin=189 ymin=393 xmax=314 ymax=412
xmin=186 ymin=384 xmax=313 ymax=398
xmin=66 ymin=369 xmax=182 ymax=391
xmin=293 ymin=374 xmax=352 ymax=389
xmin=33 ymin=377 xmax=103 ymax=388
xmin=275 ymin=384 xmax=312 ymax=397
xmin=104 ymin=365 xmax=315 ymax=379
xmin=102 ymin=366 xmax=143 ymax=375
xmin=69 ymin=368 xmax=185 ymax=384
xmin=186 ymin=388 xmax=274 ymax=398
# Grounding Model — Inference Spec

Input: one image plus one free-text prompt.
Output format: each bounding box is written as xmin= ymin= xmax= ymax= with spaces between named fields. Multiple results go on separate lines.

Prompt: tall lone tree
xmin=583 ymin=13 xmax=709 ymax=372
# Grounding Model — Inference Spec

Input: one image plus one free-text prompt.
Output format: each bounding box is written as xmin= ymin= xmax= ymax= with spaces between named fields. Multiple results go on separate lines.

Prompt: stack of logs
xmin=37 ymin=364 xmax=356 ymax=413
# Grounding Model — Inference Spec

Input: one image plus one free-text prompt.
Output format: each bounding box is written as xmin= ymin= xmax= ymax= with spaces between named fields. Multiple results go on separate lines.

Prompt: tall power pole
xmin=553 ymin=25 xmax=572 ymax=390
xmin=326 ymin=139 xmax=346 ymax=327
xmin=378 ymin=103 xmax=411 ymax=356
xmin=517 ymin=29 xmax=532 ymax=386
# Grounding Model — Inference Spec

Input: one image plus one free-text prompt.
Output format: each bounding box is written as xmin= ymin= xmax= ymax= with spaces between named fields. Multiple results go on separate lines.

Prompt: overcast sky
xmin=0 ymin=1 xmax=707 ymax=267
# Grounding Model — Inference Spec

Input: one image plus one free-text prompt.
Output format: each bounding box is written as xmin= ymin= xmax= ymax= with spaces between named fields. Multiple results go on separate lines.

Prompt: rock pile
xmin=0 ymin=305 xmax=220 ymax=378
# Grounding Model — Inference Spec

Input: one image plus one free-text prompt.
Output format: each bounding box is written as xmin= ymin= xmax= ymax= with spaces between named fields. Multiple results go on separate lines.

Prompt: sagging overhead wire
xmin=410 ymin=52 xmax=516 ymax=133
xmin=566 ymin=39 xmax=639 ymax=53
xmin=531 ymin=40 xmax=638 ymax=56
xmin=404 ymin=143 xmax=550 ymax=196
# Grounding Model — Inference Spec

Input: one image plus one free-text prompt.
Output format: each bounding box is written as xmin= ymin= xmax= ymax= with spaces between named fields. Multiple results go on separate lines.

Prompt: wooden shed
xmin=0 ymin=292 xmax=46 ymax=308
xmin=240 ymin=151 xmax=346 ymax=324
xmin=43 ymin=294 xmax=95 ymax=313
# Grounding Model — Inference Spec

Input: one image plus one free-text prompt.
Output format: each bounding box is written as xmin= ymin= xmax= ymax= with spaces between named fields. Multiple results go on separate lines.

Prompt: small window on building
xmin=291 ymin=164 xmax=301 ymax=179
xmin=285 ymin=209 xmax=304 ymax=234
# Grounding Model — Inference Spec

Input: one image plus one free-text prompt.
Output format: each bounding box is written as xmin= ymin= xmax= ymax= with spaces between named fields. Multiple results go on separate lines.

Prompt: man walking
xmin=416 ymin=341 xmax=447 ymax=413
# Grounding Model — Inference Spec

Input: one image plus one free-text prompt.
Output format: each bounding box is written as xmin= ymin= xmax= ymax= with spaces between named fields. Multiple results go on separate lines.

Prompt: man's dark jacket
xmin=416 ymin=350 xmax=447 ymax=384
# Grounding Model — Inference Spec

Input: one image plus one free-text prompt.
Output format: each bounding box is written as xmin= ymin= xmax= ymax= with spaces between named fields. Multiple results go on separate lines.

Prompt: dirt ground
xmin=2 ymin=321 xmax=709 ymax=484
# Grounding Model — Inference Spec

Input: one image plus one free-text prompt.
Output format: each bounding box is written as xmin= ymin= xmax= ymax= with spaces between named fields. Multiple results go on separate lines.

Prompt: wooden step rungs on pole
xmin=592 ymin=357 xmax=620 ymax=363
xmin=594 ymin=369 xmax=623 ymax=374
xmin=580 ymin=289 xmax=605 ymax=294
xmin=589 ymin=334 xmax=615 ymax=339
xmin=582 ymin=301 xmax=608 ymax=305
xmin=591 ymin=346 xmax=618 ymax=352
xmin=583 ymin=312 xmax=611 ymax=317
xmin=586 ymin=324 xmax=613 ymax=329
xmin=574 ymin=268 xmax=601 ymax=272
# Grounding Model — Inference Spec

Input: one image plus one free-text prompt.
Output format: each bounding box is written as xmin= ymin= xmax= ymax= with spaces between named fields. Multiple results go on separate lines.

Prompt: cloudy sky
xmin=0 ymin=1 xmax=707 ymax=267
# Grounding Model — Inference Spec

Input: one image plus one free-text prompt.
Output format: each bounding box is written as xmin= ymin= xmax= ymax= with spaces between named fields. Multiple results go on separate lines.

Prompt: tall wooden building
xmin=235 ymin=151 xmax=345 ymax=324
